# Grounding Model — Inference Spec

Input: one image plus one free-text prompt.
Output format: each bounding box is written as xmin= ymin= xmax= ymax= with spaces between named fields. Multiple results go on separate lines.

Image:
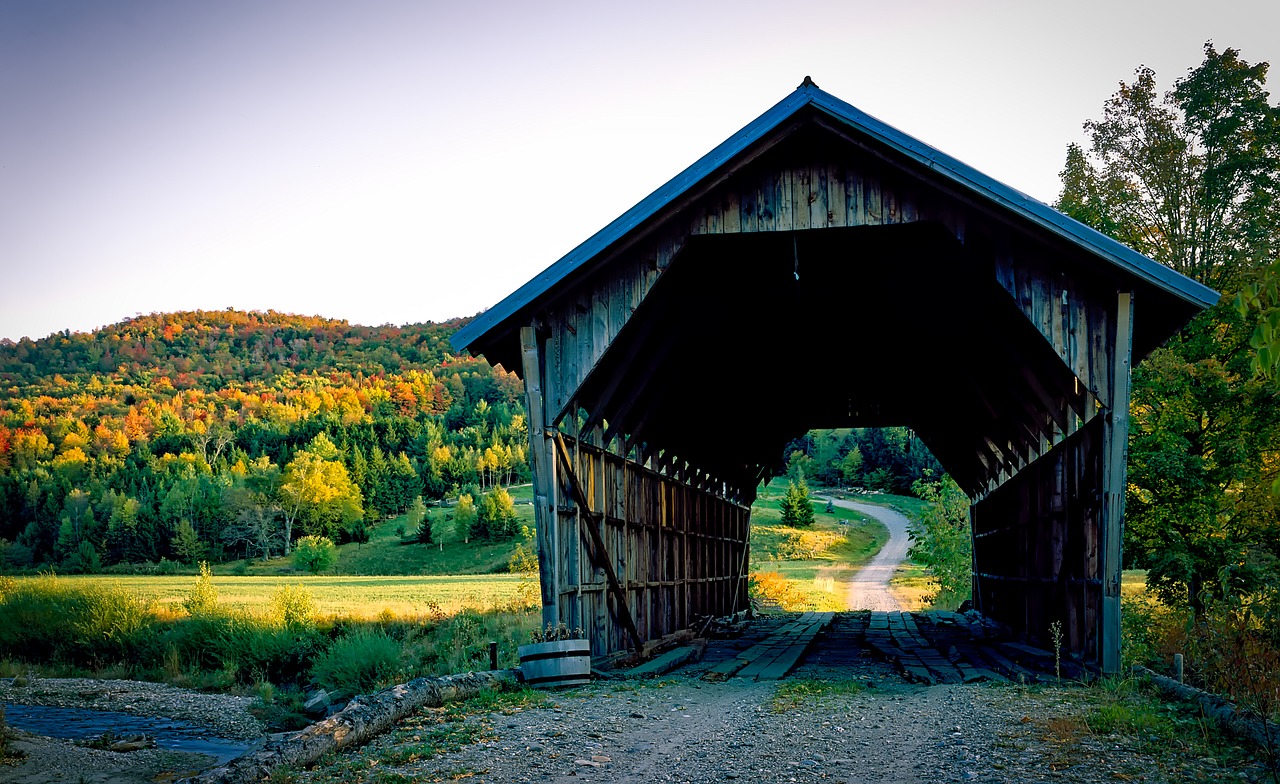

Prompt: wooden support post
xmin=1100 ymin=291 xmax=1133 ymax=673
xmin=553 ymin=432 xmax=646 ymax=653
xmin=520 ymin=326 xmax=559 ymax=628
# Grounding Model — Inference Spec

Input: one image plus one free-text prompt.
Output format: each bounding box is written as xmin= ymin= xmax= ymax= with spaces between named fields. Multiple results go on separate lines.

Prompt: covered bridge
xmin=451 ymin=78 xmax=1218 ymax=672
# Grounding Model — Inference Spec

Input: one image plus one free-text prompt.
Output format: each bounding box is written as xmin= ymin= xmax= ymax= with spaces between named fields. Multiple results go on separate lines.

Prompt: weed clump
xmin=311 ymin=628 xmax=402 ymax=698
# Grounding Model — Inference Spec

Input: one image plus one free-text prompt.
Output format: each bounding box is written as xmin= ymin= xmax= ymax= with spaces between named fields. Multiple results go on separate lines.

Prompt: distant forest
xmin=0 ymin=309 xmax=937 ymax=574
xmin=0 ymin=310 xmax=530 ymax=571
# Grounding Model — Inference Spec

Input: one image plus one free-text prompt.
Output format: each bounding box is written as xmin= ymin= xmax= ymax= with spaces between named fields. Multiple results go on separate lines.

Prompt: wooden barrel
xmin=518 ymin=639 xmax=591 ymax=688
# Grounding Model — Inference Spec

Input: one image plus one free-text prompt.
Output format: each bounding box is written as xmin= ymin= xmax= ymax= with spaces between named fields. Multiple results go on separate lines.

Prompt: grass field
xmin=51 ymin=573 xmax=528 ymax=618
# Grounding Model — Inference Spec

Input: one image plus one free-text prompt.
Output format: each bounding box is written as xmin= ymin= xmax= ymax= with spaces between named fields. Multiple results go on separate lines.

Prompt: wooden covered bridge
xmin=451 ymin=78 xmax=1217 ymax=672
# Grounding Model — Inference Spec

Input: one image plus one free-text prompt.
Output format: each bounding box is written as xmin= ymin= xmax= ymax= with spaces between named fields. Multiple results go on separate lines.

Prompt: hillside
xmin=0 ymin=310 xmax=531 ymax=573
xmin=0 ymin=310 xmax=472 ymax=385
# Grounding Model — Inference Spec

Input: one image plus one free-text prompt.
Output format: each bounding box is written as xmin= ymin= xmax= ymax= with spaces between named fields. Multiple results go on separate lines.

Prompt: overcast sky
xmin=2 ymin=0 xmax=1277 ymax=342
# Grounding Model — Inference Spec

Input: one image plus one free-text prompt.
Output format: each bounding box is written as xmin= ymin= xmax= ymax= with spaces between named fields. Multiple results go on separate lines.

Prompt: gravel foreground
xmin=295 ymin=649 xmax=1272 ymax=784
xmin=0 ymin=651 xmax=1273 ymax=783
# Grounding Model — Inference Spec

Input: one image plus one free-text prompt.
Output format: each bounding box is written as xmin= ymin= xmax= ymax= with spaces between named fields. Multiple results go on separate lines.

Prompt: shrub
xmin=271 ymin=584 xmax=317 ymax=631
xmin=906 ymin=476 xmax=973 ymax=606
xmin=222 ymin=616 xmax=322 ymax=686
xmin=183 ymin=562 xmax=219 ymax=616
xmin=292 ymin=536 xmax=337 ymax=575
xmin=311 ymin=628 xmax=402 ymax=697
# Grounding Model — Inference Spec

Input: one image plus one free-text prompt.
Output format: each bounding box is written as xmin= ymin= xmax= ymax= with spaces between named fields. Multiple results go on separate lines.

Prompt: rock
xmin=107 ymin=734 xmax=156 ymax=752
xmin=303 ymin=689 xmax=330 ymax=718
xmin=324 ymin=701 xmax=347 ymax=718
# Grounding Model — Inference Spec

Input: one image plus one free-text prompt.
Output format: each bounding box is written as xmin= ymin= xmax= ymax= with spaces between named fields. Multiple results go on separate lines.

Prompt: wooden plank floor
xmin=708 ymin=611 xmax=834 ymax=682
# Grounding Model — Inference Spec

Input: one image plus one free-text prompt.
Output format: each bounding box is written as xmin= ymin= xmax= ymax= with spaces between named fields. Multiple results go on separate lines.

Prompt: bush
xmin=311 ymin=628 xmax=402 ymax=697
xmin=473 ymin=487 xmax=519 ymax=540
xmin=291 ymin=532 xmax=335 ymax=576
xmin=271 ymin=584 xmax=317 ymax=631
xmin=292 ymin=536 xmax=336 ymax=574
xmin=183 ymin=562 xmax=219 ymax=616
xmin=906 ymin=476 xmax=972 ymax=606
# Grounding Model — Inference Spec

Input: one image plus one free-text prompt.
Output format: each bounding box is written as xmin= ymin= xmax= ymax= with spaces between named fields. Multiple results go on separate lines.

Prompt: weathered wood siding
xmin=972 ymin=416 xmax=1105 ymax=658
xmin=521 ymin=138 xmax=1131 ymax=666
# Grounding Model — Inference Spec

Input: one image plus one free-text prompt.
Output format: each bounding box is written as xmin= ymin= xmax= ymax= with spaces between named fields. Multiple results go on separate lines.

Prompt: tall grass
xmin=0 ymin=573 xmax=539 ymax=695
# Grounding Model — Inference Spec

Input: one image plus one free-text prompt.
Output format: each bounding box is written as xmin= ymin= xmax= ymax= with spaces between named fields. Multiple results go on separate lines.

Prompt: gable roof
xmin=452 ymin=78 xmax=1219 ymax=357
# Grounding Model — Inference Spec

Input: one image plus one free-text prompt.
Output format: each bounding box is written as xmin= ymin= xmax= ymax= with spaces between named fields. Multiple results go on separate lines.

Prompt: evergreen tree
xmin=779 ymin=480 xmax=815 ymax=527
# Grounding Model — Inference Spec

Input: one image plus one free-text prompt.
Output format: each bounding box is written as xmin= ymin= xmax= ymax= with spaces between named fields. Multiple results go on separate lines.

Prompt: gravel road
xmin=827 ymin=499 xmax=911 ymax=611
xmin=300 ymin=648 xmax=1266 ymax=784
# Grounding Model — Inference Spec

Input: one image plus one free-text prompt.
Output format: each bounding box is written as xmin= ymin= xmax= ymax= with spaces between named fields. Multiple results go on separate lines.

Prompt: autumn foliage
xmin=0 ymin=310 xmax=531 ymax=571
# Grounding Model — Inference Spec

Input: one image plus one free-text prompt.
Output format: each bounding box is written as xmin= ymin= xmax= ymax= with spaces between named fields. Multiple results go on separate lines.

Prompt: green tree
xmin=475 ymin=486 xmax=519 ymax=540
xmin=222 ymin=458 xmax=284 ymax=560
xmin=292 ymin=535 xmax=337 ymax=574
xmin=280 ymin=434 xmax=363 ymax=552
xmin=779 ymin=480 xmax=815 ymax=527
xmin=453 ymin=493 xmax=477 ymax=543
xmin=1125 ymin=305 xmax=1280 ymax=614
xmin=1058 ymin=43 xmax=1279 ymax=294
xmin=171 ymin=519 xmax=205 ymax=565
xmin=1061 ymin=44 xmax=1280 ymax=616
xmin=906 ymin=476 xmax=973 ymax=607
xmin=405 ymin=496 xmax=432 ymax=544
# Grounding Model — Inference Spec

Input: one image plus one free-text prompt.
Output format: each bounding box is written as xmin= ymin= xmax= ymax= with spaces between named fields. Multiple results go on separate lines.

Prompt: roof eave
xmin=804 ymin=91 xmax=1221 ymax=310
xmin=452 ymin=82 xmax=1220 ymax=356
xmin=450 ymin=86 xmax=820 ymax=353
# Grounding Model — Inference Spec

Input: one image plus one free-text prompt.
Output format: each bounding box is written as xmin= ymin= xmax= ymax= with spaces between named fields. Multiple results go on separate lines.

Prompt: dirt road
xmin=826 ymin=498 xmax=911 ymax=611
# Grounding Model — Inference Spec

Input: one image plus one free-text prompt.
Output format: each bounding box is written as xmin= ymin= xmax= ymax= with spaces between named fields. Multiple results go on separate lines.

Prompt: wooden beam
xmin=553 ymin=432 xmax=645 ymax=652
xmin=1100 ymin=291 xmax=1133 ymax=673
xmin=520 ymin=326 xmax=559 ymax=628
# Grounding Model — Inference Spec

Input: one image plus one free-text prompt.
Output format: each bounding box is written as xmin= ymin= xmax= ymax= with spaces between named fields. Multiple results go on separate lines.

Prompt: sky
xmin=2 ymin=0 xmax=1277 ymax=343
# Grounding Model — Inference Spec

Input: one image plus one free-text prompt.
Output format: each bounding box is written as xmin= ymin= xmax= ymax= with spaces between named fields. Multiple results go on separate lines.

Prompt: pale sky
xmin=2 ymin=0 xmax=1277 ymax=342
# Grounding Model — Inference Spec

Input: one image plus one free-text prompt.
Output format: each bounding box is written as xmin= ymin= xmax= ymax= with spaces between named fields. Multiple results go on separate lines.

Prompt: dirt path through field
xmin=826 ymin=498 xmax=911 ymax=611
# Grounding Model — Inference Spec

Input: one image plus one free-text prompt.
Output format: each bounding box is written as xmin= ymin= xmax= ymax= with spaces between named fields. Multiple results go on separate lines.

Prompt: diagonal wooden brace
xmin=552 ymin=431 xmax=646 ymax=653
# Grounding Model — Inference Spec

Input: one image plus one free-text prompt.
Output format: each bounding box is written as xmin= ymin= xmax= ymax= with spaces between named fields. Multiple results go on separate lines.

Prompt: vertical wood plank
xmin=776 ymin=167 xmax=793 ymax=230
xmin=792 ymin=167 xmax=811 ymax=231
xmin=1100 ymin=291 xmax=1133 ymax=673
xmin=828 ymin=164 xmax=846 ymax=228
xmin=520 ymin=326 xmax=558 ymax=629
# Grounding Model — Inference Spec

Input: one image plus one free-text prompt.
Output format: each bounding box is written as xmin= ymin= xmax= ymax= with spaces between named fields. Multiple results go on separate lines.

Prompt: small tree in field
xmin=780 ymin=480 xmax=815 ymax=527
xmin=293 ymin=535 xmax=337 ymax=574
xmin=475 ymin=486 xmax=519 ymax=540
xmin=453 ymin=494 xmax=477 ymax=544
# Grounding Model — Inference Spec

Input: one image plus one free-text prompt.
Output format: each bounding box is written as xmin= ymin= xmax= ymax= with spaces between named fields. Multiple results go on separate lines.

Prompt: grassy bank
xmin=0 ymin=572 xmax=538 ymax=718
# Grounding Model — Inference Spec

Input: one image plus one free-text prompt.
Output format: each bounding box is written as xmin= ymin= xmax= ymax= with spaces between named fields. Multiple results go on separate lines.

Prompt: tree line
xmin=0 ymin=310 xmax=532 ymax=572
